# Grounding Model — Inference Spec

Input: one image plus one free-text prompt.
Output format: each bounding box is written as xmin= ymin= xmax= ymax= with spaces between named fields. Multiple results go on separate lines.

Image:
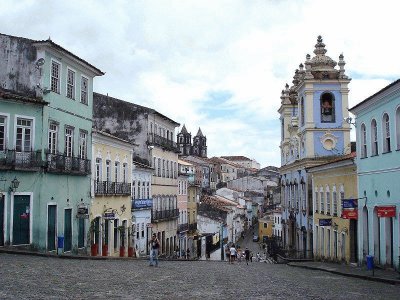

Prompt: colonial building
xmin=131 ymin=161 xmax=153 ymax=257
xmin=177 ymin=125 xmax=207 ymax=158
xmin=307 ymin=153 xmax=358 ymax=263
xmin=0 ymin=33 xmax=103 ymax=253
xmin=177 ymin=159 xmax=190 ymax=257
xmin=93 ymin=93 xmax=180 ymax=257
xmin=221 ymin=156 xmax=260 ymax=170
xmin=278 ymin=36 xmax=351 ymax=258
xmin=91 ymin=131 xmax=133 ymax=257
xmin=349 ymin=79 xmax=400 ymax=270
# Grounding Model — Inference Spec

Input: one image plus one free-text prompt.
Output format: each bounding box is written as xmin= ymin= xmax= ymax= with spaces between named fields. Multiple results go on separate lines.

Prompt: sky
xmin=1 ymin=0 xmax=399 ymax=167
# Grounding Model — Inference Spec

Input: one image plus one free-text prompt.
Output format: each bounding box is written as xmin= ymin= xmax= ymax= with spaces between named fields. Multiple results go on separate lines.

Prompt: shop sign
xmin=342 ymin=209 xmax=358 ymax=219
xmin=103 ymin=212 xmax=116 ymax=220
xmin=376 ymin=206 xmax=396 ymax=218
xmin=76 ymin=205 xmax=89 ymax=219
xmin=319 ymin=219 xmax=332 ymax=226
xmin=342 ymin=199 xmax=358 ymax=209
xmin=132 ymin=199 xmax=153 ymax=209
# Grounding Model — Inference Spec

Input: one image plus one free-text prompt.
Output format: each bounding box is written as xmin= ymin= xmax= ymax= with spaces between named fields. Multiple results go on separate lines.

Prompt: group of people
xmin=148 ymin=234 xmax=192 ymax=267
xmin=226 ymin=244 xmax=253 ymax=265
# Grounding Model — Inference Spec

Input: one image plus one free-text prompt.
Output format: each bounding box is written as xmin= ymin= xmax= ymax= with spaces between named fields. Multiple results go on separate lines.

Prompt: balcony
xmin=178 ymin=223 xmax=189 ymax=233
xmin=95 ymin=181 xmax=131 ymax=195
xmin=46 ymin=153 xmax=91 ymax=175
xmin=0 ymin=150 xmax=43 ymax=170
xmin=152 ymin=208 xmax=179 ymax=222
xmin=147 ymin=133 xmax=180 ymax=153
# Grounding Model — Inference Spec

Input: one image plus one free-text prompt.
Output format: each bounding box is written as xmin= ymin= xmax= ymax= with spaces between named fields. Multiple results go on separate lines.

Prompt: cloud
xmin=1 ymin=0 xmax=399 ymax=167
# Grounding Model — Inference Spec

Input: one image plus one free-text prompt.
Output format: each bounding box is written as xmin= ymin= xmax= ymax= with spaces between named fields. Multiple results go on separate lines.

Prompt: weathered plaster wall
xmin=0 ymin=34 xmax=40 ymax=97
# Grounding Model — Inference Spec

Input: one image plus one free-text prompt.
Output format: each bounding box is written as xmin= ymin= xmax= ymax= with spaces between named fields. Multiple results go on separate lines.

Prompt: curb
xmin=287 ymin=263 xmax=400 ymax=285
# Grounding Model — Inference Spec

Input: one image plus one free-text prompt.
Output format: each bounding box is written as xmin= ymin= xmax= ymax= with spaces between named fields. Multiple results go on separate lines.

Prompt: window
xmin=114 ymin=162 xmax=120 ymax=182
xmin=162 ymin=159 xmax=165 ymax=177
xmin=66 ymin=68 xmax=75 ymax=99
xmin=166 ymin=160 xmax=169 ymax=178
xmin=320 ymin=189 xmax=324 ymax=213
xmin=51 ymin=61 xmax=60 ymax=93
xmin=382 ymin=113 xmax=391 ymax=153
xmin=106 ymin=160 xmax=111 ymax=181
xmin=95 ymin=158 xmax=102 ymax=181
xmin=80 ymin=76 xmax=88 ymax=105
xmin=332 ymin=188 xmax=337 ymax=216
xmin=78 ymin=131 xmax=87 ymax=159
xmin=16 ymin=118 xmax=32 ymax=152
xmin=137 ymin=181 xmax=141 ymax=198
xmin=326 ymin=187 xmax=331 ymax=215
xmin=300 ymin=97 xmax=305 ymax=126
xmin=157 ymin=158 xmax=161 ymax=177
xmin=132 ymin=181 xmax=136 ymax=199
xmin=371 ymin=119 xmax=378 ymax=155
xmin=320 ymin=92 xmax=335 ymax=123
xmin=0 ymin=116 xmax=6 ymax=151
xmin=339 ymin=186 xmax=345 ymax=217
xmin=65 ymin=127 xmax=73 ymax=157
xmin=360 ymin=123 xmax=367 ymax=158
xmin=48 ymin=122 xmax=58 ymax=154
xmin=147 ymin=182 xmax=150 ymax=198
xmin=396 ymin=107 xmax=400 ymax=150
xmin=122 ymin=163 xmax=128 ymax=183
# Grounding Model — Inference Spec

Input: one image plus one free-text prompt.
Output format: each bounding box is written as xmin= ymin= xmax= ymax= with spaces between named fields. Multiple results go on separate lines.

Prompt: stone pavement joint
xmin=288 ymin=261 xmax=400 ymax=285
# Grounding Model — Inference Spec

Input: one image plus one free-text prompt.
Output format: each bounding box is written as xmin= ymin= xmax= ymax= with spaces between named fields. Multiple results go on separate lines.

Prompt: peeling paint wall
xmin=0 ymin=34 xmax=41 ymax=97
xmin=93 ymin=92 xmax=150 ymax=164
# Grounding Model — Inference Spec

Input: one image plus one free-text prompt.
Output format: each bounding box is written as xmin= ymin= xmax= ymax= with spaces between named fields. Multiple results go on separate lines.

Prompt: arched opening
xmin=384 ymin=217 xmax=394 ymax=267
xmin=320 ymin=92 xmax=335 ymax=123
xmin=362 ymin=206 xmax=369 ymax=258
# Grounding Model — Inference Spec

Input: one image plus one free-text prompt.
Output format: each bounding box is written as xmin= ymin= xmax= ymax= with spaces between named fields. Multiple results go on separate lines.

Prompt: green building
xmin=0 ymin=33 xmax=103 ymax=253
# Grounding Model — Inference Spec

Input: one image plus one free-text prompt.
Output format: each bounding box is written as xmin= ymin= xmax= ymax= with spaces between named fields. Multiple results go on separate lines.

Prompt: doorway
xmin=0 ymin=194 xmax=4 ymax=246
xmin=13 ymin=195 xmax=30 ymax=245
xmin=350 ymin=219 xmax=358 ymax=262
xmin=64 ymin=209 xmax=72 ymax=252
xmin=47 ymin=205 xmax=57 ymax=251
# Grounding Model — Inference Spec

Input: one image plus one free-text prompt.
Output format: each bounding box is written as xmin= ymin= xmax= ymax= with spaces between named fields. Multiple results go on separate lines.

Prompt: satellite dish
xmin=36 ymin=58 xmax=45 ymax=67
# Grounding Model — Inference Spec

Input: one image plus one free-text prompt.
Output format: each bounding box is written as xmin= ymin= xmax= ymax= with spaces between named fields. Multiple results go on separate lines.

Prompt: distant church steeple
xmin=177 ymin=126 xmax=207 ymax=158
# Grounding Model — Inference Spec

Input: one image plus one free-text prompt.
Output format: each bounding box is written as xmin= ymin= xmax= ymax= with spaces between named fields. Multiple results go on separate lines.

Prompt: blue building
xmin=349 ymin=79 xmax=400 ymax=269
xmin=278 ymin=36 xmax=351 ymax=257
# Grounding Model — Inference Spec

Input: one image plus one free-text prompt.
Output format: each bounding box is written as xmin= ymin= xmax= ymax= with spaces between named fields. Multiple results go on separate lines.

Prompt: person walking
xmin=149 ymin=234 xmax=160 ymax=267
xmin=229 ymin=244 xmax=237 ymax=264
xmin=245 ymin=247 xmax=251 ymax=265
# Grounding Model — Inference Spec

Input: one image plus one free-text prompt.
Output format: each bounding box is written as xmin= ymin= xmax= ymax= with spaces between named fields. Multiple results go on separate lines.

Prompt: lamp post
xmin=9 ymin=177 xmax=20 ymax=193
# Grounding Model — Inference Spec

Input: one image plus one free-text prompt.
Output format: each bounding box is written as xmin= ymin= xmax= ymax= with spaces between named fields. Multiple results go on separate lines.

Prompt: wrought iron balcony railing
xmin=95 ymin=181 xmax=131 ymax=195
xmin=147 ymin=133 xmax=180 ymax=152
xmin=178 ymin=223 xmax=189 ymax=232
xmin=152 ymin=209 xmax=179 ymax=222
xmin=0 ymin=149 xmax=43 ymax=170
xmin=47 ymin=153 xmax=91 ymax=175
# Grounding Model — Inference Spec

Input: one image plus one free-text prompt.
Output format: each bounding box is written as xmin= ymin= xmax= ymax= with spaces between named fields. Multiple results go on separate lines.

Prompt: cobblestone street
xmin=1 ymin=253 xmax=399 ymax=299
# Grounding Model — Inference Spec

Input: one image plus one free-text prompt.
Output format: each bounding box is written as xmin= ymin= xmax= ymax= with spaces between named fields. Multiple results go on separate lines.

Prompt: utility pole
xmin=220 ymin=225 xmax=224 ymax=261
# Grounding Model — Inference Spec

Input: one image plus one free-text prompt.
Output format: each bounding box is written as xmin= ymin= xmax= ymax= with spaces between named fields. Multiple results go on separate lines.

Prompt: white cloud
xmin=1 ymin=0 xmax=399 ymax=167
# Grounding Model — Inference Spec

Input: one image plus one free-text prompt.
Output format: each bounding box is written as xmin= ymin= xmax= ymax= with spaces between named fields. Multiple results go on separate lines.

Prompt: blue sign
xmin=103 ymin=212 xmax=115 ymax=220
xmin=319 ymin=219 xmax=332 ymax=226
xmin=132 ymin=199 xmax=153 ymax=209
xmin=342 ymin=199 xmax=358 ymax=209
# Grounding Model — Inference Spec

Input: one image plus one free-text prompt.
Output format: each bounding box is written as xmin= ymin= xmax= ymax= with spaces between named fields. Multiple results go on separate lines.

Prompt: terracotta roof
xmin=221 ymin=156 xmax=251 ymax=161
xmin=306 ymin=152 xmax=356 ymax=171
xmin=0 ymin=88 xmax=48 ymax=105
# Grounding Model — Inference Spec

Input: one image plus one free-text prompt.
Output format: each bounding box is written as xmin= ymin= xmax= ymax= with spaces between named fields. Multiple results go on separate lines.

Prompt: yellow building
xmin=90 ymin=131 xmax=133 ymax=257
xmin=258 ymin=215 xmax=273 ymax=242
xmin=308 ymin=153 xmax=357 ymax=264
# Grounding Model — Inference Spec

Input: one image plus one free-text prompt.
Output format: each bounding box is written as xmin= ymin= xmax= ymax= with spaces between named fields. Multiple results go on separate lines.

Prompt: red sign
xmin=376 ymin=206 xmax=396 ymax=218
xmin=342 ymin=209 xmax=358 ymax=220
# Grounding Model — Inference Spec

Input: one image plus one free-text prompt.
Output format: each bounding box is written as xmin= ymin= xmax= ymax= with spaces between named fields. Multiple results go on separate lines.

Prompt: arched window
xmin=320 ymin=92 xmax=335 ymax=123
xmin=300 ymin=97 xmax=305 ymax=126
xmin=360 ymin=123 xmax=367 ymax=158
xmin=314 ymin=188 xmax=319 ymax=212
xmin=382 ymin=113 xmax=391 ymax=153
xmin=320 ymin=187 xmax=324 ymax=213
xmin=332 ymin=186 xmax=337 ymax=216
xmin=396 ymin=107 xmax=400 ymax=150
xmin=371 ymin=119 xmax=378 ymax=156
xmin=326 ymin=186 xmax=331 ymax=215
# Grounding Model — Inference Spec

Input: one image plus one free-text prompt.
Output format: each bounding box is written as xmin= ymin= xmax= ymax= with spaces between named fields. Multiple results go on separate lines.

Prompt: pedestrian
xmin=245 ymin=247 xmax=250 ymax=265
xmin=256 ymin=252 xmax=261 ymax=262
xmin=229 ymin=244 xmax=237 ymax=264
xmin=186 ymin=248 xmax=190 ymax=260
xmin=149 ymin=233 xmax=160 ymax=267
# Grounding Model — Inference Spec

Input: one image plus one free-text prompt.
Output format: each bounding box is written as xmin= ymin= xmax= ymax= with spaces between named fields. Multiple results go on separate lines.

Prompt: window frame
xmin=50 ymin=59 xmax=61 ymax=94
xmin=78 ymin=130 xmax=87 ymax=159
xmin=64 ymin=126 xmax=74 ymax=157
xmin=320 ymin=92 xmax=335 ymax=123
xmin=48 ymin=121 xmax=59 ymax=155
xmin=80 ymin=75 xmax=89 ymax=105
xmin=371 ymin=119 xmax=378 ymax=156
xmin=396 ymin=106 xmax=400 ymax=150
xmin=0 ymin=114 xmax=9 ymax=152
xmin=360 ymin=123 xmax=367 ymax=158
xmin=15 ymin=116 xmax=34 ymax=152
xmin=66 ymin=67 xmax=76 ymax=100
xmin=382 ymin=113 xmax=391 ymax=153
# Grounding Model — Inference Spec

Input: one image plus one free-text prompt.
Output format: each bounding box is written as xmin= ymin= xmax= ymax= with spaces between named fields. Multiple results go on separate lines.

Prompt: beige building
xmin=149 ymin=114 xmax=180 ymax=257
xmin=90 ymin=131 xmax=133 ymax=257
xmin=308 ymin=154 xmax=357 ymax=264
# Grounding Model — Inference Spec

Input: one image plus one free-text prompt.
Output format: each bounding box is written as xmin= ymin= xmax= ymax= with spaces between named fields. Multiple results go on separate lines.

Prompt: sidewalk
xmin=288 ymin=261 xmax=400 ymax=285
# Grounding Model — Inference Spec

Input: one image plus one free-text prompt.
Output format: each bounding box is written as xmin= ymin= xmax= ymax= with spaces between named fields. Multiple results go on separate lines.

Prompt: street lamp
xmin=9 ymin=177 xmax=20 ymax=193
